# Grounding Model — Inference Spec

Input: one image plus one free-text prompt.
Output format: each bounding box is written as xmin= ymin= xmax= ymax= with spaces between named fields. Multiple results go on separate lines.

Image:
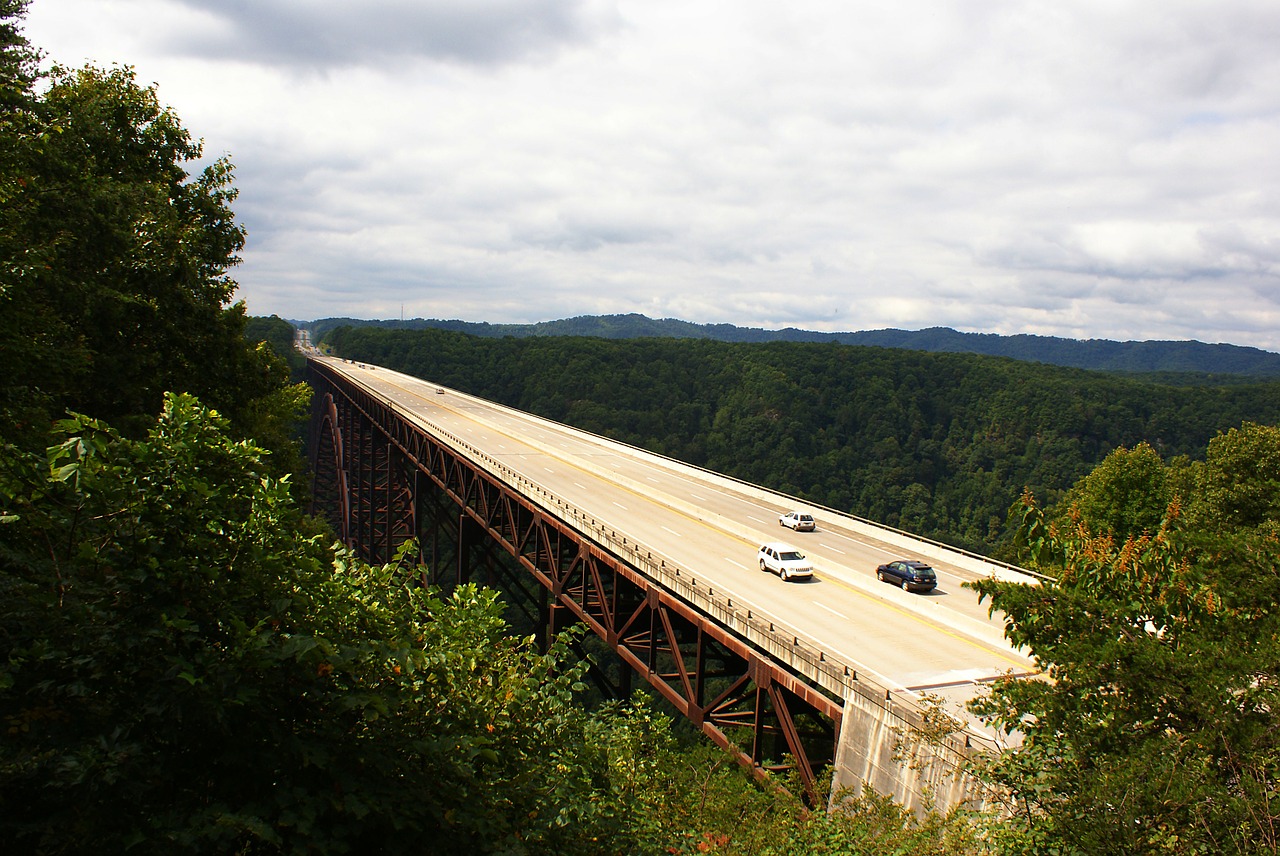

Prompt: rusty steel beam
xmin=308 ymin=362 xmax=842 ymax=799
xmin=309 ymin=390 xmax=350 ymax=544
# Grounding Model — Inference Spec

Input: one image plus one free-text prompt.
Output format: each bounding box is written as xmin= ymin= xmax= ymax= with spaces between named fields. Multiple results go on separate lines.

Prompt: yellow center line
xmin=360 ymin=369 xmax=689 ymax=517
xmin=817 ymin=571 xmax=1037 ymax=672
xmin=350 ymin=362 xmax=1040 ymax=676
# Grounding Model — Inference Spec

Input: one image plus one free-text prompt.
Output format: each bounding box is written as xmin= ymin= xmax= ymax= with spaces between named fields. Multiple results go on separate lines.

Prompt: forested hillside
xmin=323 ymin=325 xmax=1280 ymax=555
xmin=7 ymin=1 xmax=1280 ymax=850
xmin=245 ymin=313 xmax=307 ymax=378
xmin=307 ymin=313 xmax=1280 ymax=377
xmin=324 ymin=324 xmax=1280 ymax=853
xmin=2 ymin=6 xmax=983 ymax=852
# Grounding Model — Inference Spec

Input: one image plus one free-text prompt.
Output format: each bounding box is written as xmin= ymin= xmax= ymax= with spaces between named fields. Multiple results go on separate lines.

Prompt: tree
xmin=1056 ymin=440 xmax=1170 ymax=541
xmin=968 ymin=486 xmax=1280 ymax=855
xmin=0 ymin=0 xmax=36 ymax=112
xmin=0 ymin=40 xmax=290 ymax=440
xmin=0 ymin=0 xmax=44 ymax=434
xmin=0 ymin=393 xmax=673 ymax=854
xmin=1185 ymin=421 xmax=1280 ymax=536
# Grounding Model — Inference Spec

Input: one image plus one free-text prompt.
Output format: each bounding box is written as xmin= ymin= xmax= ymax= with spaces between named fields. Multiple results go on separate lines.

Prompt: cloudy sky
xmin=22 ymin=0 xmax=1280 ymax=349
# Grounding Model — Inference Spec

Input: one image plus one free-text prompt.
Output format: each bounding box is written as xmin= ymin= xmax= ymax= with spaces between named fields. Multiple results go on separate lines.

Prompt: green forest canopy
xmin=0 ymin=6 xmax=986 ymax=850
xmin=322 ymin=325 xmax=1280 ymax=556
xmin=306 ymin=313 xmax=1280 ymax=378
xmin=6 ymin=0 xmax=1280 ymax=848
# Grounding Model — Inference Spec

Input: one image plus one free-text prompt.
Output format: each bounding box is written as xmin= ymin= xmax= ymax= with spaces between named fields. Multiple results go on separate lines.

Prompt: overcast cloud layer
xmin=23 ymin=0 xmax=1280 ymax=349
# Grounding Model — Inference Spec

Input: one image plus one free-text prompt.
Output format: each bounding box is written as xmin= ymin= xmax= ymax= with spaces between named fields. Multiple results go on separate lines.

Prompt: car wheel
xmin=781 ymin=567 xmax=790 ymax=582
xmin=759 ymin=559 xmax=768 ymax=572
xmin=876 ymin=570 xmax=885 ymax=582
xmin=902 ymin=579 xmax=911 ymax=591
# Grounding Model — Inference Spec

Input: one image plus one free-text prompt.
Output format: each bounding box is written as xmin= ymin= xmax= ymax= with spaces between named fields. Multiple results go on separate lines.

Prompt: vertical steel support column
xmin=366 ymin=437 xmax=416 ymax=565
xmin=309 ymin=391 xmax=351 ymax=546
xmin=309 ymin=367 xmax=417 ymax=565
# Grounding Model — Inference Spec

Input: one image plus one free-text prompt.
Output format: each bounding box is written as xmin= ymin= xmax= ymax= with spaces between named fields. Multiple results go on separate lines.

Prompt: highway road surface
xmin=315 ymin=354 xmax=1040 ymax=730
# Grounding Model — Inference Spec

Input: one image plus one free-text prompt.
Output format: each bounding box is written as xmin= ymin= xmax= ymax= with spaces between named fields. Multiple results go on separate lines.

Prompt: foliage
xmin=321 ymin=325 xmax=1280 ymax=555
xmin=247 ymin=314 xmax=308 ymax=379
xmin=0 ymin=393 xmax=671 ymax=854
xmin=968 ymin=470 xmax=1280 ymax=855
xmin=307 ymin=313 xmax=1280 ymax=377
xmin=606 ymin=736 xmax=982 ymax=856
xmin=1184 ymin=421 xmax=1280 ymax=537
xmin=0 ymin=0 xmax=36 ymax=113
xmin=0 ymin=28 xmax=290 ymax=443
xmin=1054 ymin=441 xmax=1172 ymax=541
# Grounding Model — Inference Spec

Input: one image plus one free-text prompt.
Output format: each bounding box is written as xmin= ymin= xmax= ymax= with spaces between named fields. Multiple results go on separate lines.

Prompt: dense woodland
xmin=4 ymin=1 xmax=1280 ymax=852
xmin=245 ymin=314 xmax=308 ymax=380
xmin=0 ymin=4 xmax=981 ymax=851
xmin=321 ymin=325 xmax=1280 ymax=557
xmin=308 ymin=313 xmax=1280 ymax=377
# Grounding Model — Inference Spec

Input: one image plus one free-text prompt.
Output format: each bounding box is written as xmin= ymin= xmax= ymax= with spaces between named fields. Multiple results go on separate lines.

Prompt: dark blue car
xmin=876 ymin=560 xmax=937 ymax=593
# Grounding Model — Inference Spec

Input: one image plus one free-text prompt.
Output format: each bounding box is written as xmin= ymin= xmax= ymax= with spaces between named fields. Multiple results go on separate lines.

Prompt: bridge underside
xmin=308 ymin=363 xmax=843 ymax=799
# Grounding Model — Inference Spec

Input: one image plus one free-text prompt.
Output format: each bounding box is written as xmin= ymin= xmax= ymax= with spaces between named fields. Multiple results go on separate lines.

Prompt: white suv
xmin=757 ymin=543 xmax=814 ymax=582
xmin=779 ymin=511 xmax=815 ymax=531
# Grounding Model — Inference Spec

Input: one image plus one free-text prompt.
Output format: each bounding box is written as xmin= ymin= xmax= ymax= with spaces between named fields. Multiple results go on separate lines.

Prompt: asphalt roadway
xmin=318 ymin=355 xmax=1040 ymax=737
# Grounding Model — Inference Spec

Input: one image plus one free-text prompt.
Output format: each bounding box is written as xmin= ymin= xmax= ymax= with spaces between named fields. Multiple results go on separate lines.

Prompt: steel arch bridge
xmin=307 ymin=360 xmax=846 ymax=799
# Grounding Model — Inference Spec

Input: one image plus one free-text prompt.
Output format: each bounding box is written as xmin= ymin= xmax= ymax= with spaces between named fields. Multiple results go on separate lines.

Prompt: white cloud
xmin=20 ymin=0 xmax=1280 ymax=350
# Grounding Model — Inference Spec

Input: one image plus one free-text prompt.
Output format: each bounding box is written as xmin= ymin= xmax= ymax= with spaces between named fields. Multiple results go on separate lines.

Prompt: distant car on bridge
xmin=875 ymin=560 xmax=937 ymax=593
xmin=779 ymin=511 xmax=816 ymax=531
xmin=758 ymin=543 xmax=814 ymax=582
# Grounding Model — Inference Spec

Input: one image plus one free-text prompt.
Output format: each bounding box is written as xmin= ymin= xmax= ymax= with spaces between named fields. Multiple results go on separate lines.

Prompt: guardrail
xmin=393 ymin=369 xmax=1048 ymax=585
xmin=381 ymin=386 xmax=857 ymax=698
xmin=320 ymin=358 xmax=1012 ymax=750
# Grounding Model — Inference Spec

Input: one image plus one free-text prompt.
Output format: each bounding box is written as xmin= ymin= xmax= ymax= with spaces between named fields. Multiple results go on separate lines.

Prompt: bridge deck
xmin=317 ymin=355 xmax=1038 ymax=740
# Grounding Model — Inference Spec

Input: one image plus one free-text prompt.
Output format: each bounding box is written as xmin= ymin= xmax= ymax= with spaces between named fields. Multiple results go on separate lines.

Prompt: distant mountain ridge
xmin=304 ymin=313 xmax=1280 ymax=377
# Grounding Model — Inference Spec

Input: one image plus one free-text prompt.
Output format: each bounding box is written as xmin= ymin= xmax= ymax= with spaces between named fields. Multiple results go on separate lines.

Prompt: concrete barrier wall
xmin=420 ymin=372 xmax=1046 ymax=586
xmin=833 ymin=684 xmax=996 ymax=814
xmin=321 ymin=359 xmax=1008 ymax=815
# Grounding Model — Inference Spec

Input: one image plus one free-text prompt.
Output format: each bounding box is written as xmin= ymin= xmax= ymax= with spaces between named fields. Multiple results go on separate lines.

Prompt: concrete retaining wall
xmin=832 ymin=683 xmax=995 ymax=814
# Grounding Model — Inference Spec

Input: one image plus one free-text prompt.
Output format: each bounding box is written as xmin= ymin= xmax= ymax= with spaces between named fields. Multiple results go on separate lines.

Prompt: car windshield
xmin=799 ymin=515 xmax=813 ymax=522
xmin=913 ymin=566 xmax=935 ymax=576
xmin=779 ymin=551 xmax=805 ymax=561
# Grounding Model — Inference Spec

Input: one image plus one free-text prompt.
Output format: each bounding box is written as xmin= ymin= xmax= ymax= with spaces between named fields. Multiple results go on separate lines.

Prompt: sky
xmin=21 ymin=0 xmax=1280 ymax=350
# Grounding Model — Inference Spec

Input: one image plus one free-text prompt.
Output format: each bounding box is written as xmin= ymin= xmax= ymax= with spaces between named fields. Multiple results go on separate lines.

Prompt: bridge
xmin=306 ymin=352 xmax=1040 ymax=811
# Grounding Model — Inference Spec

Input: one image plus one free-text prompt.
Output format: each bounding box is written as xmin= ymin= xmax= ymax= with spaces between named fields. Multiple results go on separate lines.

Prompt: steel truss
xmin=308 ymin=362 xmax=842 ymax=797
